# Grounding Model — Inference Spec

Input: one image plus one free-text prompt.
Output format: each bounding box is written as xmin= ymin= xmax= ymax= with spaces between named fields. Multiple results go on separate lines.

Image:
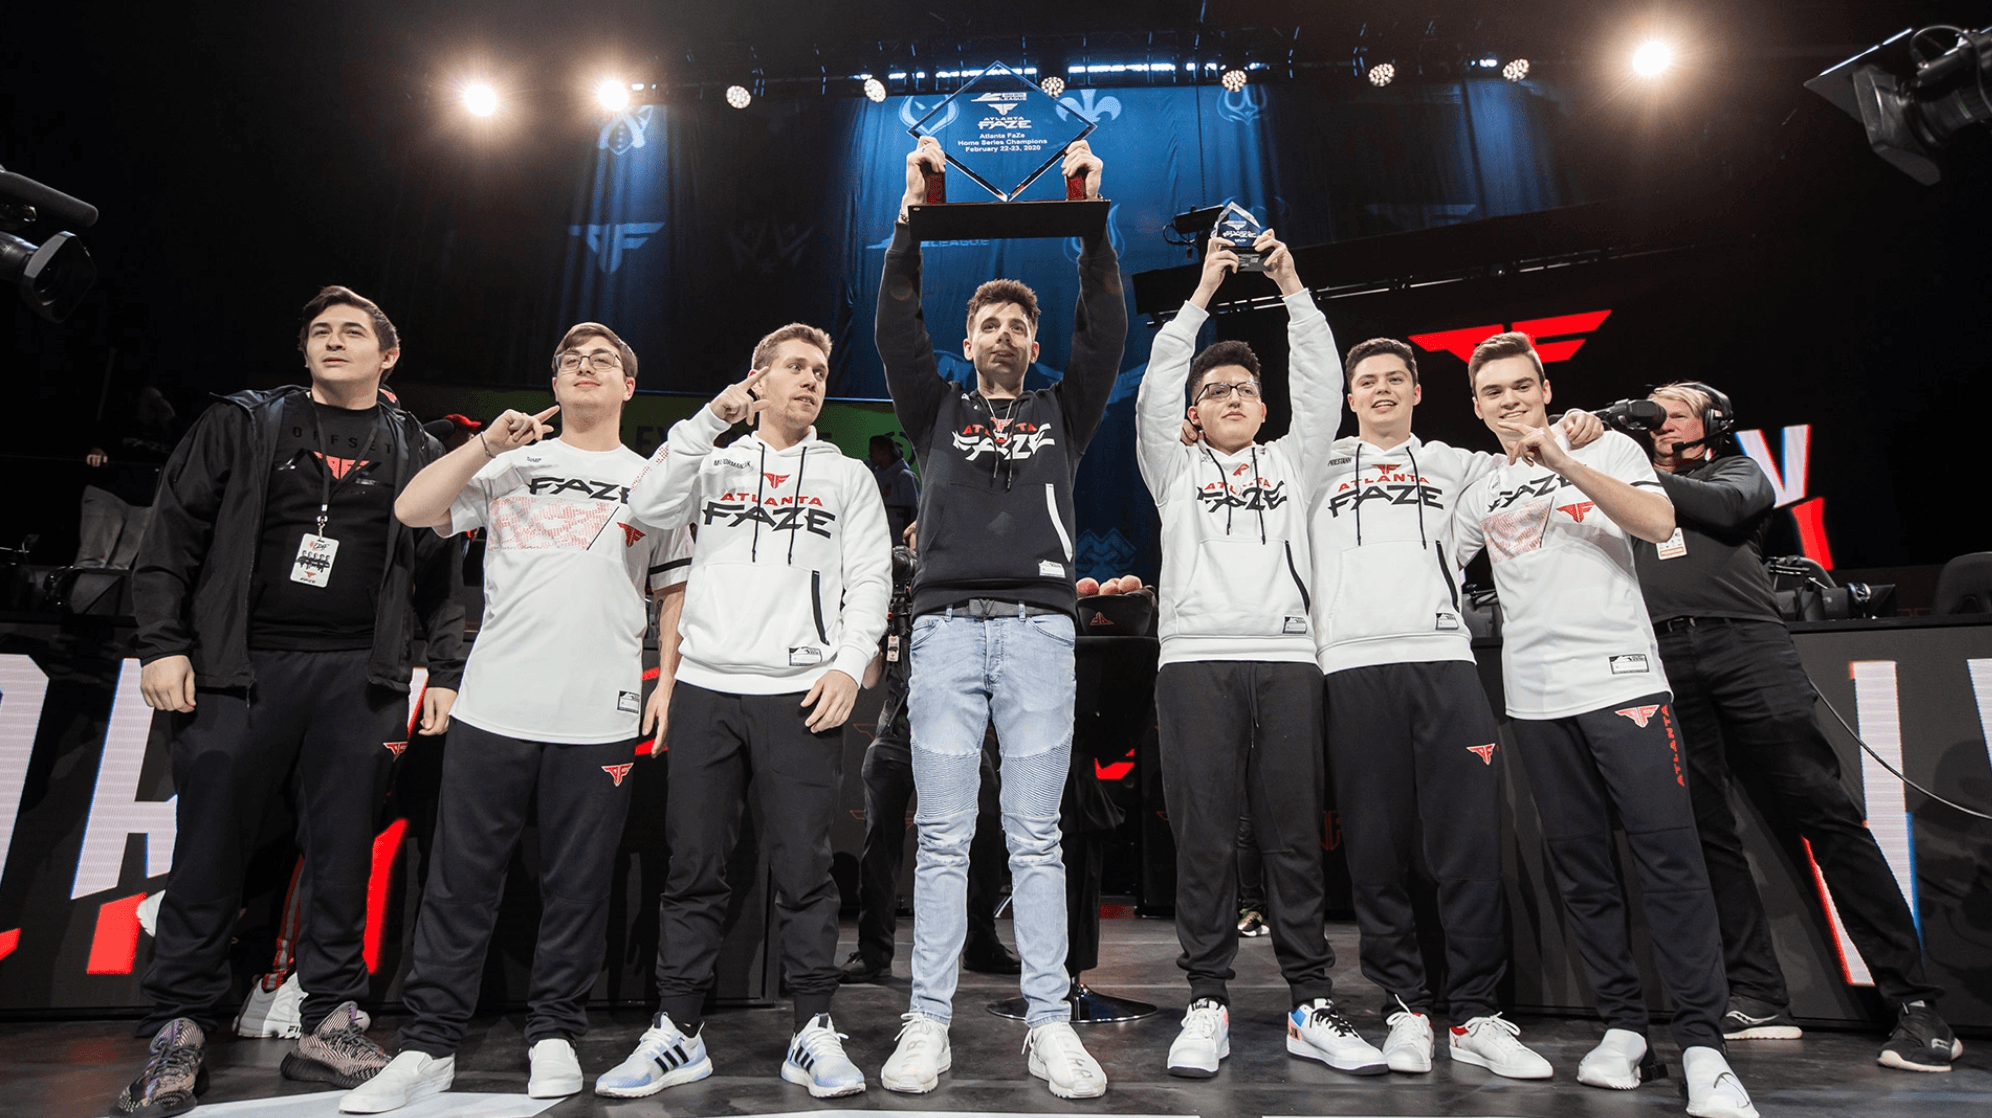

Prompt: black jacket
xmin=1634 ymin=453 xmax=1783 ymax=625
xmin=132 ymin=385 xmax=466 ymax=692
xmin=874 ymin=223 xmax=1127 ymax=618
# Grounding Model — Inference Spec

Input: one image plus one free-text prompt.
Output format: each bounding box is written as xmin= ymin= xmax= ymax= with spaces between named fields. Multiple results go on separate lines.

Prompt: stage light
xmin=1503 ymin=58 xmax=1530 ymax=82
xmin=726 ymin=84 xmax=752 ymax=109
xmin=863 ymin=77 xmax=886 ymax=102
xmin=463 ymin=83 xmax=498 ymax=116
xmin=596 ymin=79 xmax=629 ymax=111
xmin=1368 ymin=62 xmax=1396 ymax=87
xmin=1632 ymin=40 xmax=1673 ymax=77
xmin=1040 ymin=75 xmax=1065 ymax=97
xmin=1220 ymin=67 xmax=1248 ymax=92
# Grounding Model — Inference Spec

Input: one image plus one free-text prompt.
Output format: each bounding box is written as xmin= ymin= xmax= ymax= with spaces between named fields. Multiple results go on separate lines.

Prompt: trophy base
xmin=907 ymin=198 xmax=1110 ymax=242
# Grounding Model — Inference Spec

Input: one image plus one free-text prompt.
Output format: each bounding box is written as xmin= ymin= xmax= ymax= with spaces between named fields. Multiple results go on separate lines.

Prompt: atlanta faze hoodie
xmin=1137 ymin=293 xmax=1341 ymax=666
xmin=874 ymin=223 xmax=1127 ymax=619
xmin=1307 ymin=434 xmax=1506 ymax=675
xmin=627 ymin=406 xmax=891 ymax=694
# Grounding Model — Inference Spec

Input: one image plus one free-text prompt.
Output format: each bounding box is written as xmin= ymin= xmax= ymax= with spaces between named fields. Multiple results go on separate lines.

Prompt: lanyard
xmin=306 ymin=402 xmax=382 ymax=537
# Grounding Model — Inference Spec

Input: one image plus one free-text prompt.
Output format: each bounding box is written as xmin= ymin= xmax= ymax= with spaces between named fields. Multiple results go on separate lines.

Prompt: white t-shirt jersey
xmin=445 ymin=438 xmax=691 ymax=744
xmin=1452 ymin=430 xmax=1672 ymax=719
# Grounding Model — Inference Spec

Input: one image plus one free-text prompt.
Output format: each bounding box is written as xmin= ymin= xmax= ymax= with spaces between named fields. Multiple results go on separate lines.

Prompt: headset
xmin=1667 ymin=380 xmax=1737 ymax=454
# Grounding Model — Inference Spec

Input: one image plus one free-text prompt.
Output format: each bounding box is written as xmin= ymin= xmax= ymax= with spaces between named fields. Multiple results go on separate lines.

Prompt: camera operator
xmin=1634 ymin=382 xmax=1958 ymax=1072
xmin=842 ymin=525 xmax=1018 ymax=986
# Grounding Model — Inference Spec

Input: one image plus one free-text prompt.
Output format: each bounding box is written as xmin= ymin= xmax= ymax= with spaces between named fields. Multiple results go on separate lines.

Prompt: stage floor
xmin=6 ymin=915 xmax=1984 ymax=1118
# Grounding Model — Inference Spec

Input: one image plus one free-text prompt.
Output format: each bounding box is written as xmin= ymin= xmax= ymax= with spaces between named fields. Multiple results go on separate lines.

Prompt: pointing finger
xmin=533 ymin=405 xmax=561 ymax=422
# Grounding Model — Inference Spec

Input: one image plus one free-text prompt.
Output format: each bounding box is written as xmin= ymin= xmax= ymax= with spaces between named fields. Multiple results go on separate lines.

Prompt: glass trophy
xmin=1212 ymin=202 xmax=1266 ymax=271
xmin=904 ymin=61 xmax=1109 ymax=240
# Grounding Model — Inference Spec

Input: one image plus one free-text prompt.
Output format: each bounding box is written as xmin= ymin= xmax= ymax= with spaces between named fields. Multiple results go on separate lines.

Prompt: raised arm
xmin=1137 ymin=241 xmax=1241 ymax=495
xmin=396 ymin=406 xmax=557 ymax=530
xmin=1257 ymin=232 xmax=1344 ymax=489
xmin=628 ymin=370 xmax=768 ymax=529
xmin=1506 ymin=428 xmax=1675 ymax=543
xmin=1655 ymin=455 xmax=1774 ymax=534
xmin=876 ymin=137 xmax=952 ymax=452
xmin=1052 ymin=141 xmax=1129 ymax=458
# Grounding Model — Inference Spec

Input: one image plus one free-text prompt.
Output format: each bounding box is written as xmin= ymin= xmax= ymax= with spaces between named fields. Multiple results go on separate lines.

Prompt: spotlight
xmin=1632 ymin=40 xmax=1673 ymax=77
xmin=863 ymin=77 xmax=887 ymax=102
xmin=1502 ymin=58 xmax=1530 ymax=82
xmin=463 ymin=82 xmax=499 ymax=117
xmin=1368 ymin=62 xmax=1396 ymax=87
xmin=1220 ymin=67 xmax=1248 ymax=92
xmin=1040 ymin=75 xmax=1066 ymax=97
xmin=725 ymin=84 xmax=752 ymax=109
xmin=596 ymin=79 xmax=630 ymax=111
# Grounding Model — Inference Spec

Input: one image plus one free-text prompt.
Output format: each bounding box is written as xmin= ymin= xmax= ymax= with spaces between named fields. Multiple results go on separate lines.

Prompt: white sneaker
xmin=338 ymin=1050 xmax=453 ymax=1114
xmin=1167 ymin=999 xmax=1229 ymax=1078
xmin=1382 ymin=1001 xmax=1433 ymax=1073
xmin=593 ymin=1012 xmax=711 ymax=1097
xmin=781 ymin=1013 xmax=867 ymax=1098
xmin=235 ymin=973 xmax=305 ymax=1039
xmin=1286 ymin=999 xmax=1387 ymax=1076
xmin=1684 ymin=1046 xmax=1760 ymax=1118
xmin=880 ymin=1014 xmax=950 ymax=1094
xmin=1577 ymin=1028 xmax=1648 ymax=1090
xmin=527 ymin=1038 xmax=583 ymax=1099
xmin=1026 ymin=1021 xmax=1107 ymax=1099
xmin=1448 ymin=1014 xmax=1553 ymax=1079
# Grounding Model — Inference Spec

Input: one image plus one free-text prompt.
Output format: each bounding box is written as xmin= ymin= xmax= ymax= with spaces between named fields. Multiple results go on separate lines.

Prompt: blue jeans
xmin=907 ymin=607 xmax=1075 ymax=1026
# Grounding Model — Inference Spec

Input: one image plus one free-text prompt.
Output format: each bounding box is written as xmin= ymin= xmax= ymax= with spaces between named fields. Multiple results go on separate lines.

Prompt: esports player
xmin=1635 ymin=381 xmax=1959 ymax=1072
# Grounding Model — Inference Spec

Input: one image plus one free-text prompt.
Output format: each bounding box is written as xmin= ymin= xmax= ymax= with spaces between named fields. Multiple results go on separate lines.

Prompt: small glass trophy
xmin=904 ymin=61 xmax=1110 ymax=240
xmin=1212 ymin=202 xmax=1266 ymax=271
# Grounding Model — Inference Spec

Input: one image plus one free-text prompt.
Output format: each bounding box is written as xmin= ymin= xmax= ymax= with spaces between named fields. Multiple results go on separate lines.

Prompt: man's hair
xmin=553 ymin=321 xmax=639 ymax=380
xmin=965 ymin=279 xmax=1040 ymax=336
xmin=869 ymin=433 xmax=899 ymax=455
xmin=297 ymin=285 xmax=400 ymax=372
xmin=1187 ymin=340 xmax=1261 ymax=402
xmin=1650 ymin=382 xmax=1711 ymax=417
xmin=1466 ymin=330 xmax=1545 ymax=391
xmin=752 ymin=322 xmax=833 ymax=370
xmin=1344 ymin=337 xmax=1419 ymax=385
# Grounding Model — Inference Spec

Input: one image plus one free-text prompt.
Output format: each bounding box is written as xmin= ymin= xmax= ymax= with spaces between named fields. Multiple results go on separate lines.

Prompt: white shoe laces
xmin=1385 ymin=996 xmax=1426 ymax=1036
xmin=1463 ymin=1014 xmax=1522 ymax=1045
xmin=1026 ymin=1024 xmax=1093 ymax=1077
xmin=894 ymin=1014 xmax=944 ymax=1057
xmin=1180 ymin=1003 xmax=1223 ymax=1041
xmin=796 ymin=1020 xmax=852 ymax=1062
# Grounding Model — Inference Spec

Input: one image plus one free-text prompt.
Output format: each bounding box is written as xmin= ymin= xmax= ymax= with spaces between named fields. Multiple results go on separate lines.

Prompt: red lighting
xmin=87 ymin=893 xmax=146 ymax=975
xmin=0 ymin=927 xmax=18 ymax=962
xmin=363 ymin=820 xmax=409 ymax=974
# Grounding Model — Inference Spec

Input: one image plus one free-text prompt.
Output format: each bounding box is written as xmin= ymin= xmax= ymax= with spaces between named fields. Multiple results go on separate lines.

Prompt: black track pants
xmin=654 ymin=682 xmax=844 ymax=1026
xmin=1324 ymin=660 xmax=1508 ymax=1018
xmin=397 ymin=721 xmax=637 ymax=1056
xmin=1659 ymin=619 xmax=1940 ymax=1008
xmin=1511 ymin=694 xmax=1728 ymax=1051
xmin=141 ymin=649 xmax=403 ymax=1035
xmin=1156 ymin=660 xmax=1334 ymax=1006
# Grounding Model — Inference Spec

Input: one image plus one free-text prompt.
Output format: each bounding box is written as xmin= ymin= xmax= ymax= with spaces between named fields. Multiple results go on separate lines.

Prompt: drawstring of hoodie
xmin=1249 ymin=445 xmax=1266 ymax=544
xmin=1353 ymin=443 xmax=1363 ymax=546
xmin=751 ymin=442 xmax=769 ymax=561
xmin=1200 ymin=445 xmax=1233 ymax=536
xmin=1405 ymin=440 xmax=1428 ymax=548
xmin=985 ymin=394 xmax=1020 ymax=491
xmin=787 ymin=439 xmax=809 ymax=564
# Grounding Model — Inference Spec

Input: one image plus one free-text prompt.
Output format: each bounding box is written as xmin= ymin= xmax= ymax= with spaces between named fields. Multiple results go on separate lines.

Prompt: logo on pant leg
xmin=1466 ymin=743 xmax=1496 ymax=764
xmin=602 ymin=763 xmax=634 ymax=787
xmin=383 ymin=741 xmax=407 ymax=758
xmin=1613 ymin=705 xmax=1661 ymax=728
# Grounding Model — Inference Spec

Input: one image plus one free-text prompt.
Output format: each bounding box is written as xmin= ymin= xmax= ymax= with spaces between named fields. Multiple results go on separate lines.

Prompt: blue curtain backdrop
xmin=555 ymin=78 xmax=1578 ymax=581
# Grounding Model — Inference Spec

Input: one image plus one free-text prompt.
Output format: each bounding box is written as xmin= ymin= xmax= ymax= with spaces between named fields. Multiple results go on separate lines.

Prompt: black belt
xmin=948 ymin=598 xmax=1062 ymax=619
xmin=1654 ymin=615 xmax=1742 ymax=634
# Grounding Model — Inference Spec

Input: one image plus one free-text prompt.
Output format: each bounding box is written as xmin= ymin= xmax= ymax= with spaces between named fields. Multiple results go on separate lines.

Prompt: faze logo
xmin=1197 ymin=478 xmax=1288 ymax=513
xmin=1558 ymin=501 xmax=1596 ymax=523
xmin=313 ymin=453 xmax=371 ymax=480
xmin=619 ymin=523 xmax=646 ymax=547
xmin=1488 ymin=475 xmax=1564 ymax=511
xmin=762 ymin=472 xmax=791 ymax=488
xmin=951 ymin=422 xmax=1055 ymax=462
xmin=1322 ymin=481 xmax=1441 ymax=518
xmin=1467 ymin=743 xmax=1496 ymax=765
xmin=1410 ymin=310 xmax=1613 ymax=364
xmin=1614 ymin=704 xmax=1662 ymax=728
xmin=528 ymin=476 xmax=630 ymax=502
xmin=382 ymin=741 xmax=407 ymax=758
xmin=601 ymin=763 xmax=634 ymax=787
xmin=701 ymin=500 xmax=838 ymax=538
xmin=1232 ymin=461 xmax=1251 ymax=476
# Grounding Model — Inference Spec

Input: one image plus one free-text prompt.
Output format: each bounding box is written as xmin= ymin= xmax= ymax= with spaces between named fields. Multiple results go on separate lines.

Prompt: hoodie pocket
xmin=1325 ymin=540 xmax=1453 ymax=644
xmin=680 ymin=561 xmax=831 ymax=674
xmin=1170 ymin=538 xmax=1309 ymax=640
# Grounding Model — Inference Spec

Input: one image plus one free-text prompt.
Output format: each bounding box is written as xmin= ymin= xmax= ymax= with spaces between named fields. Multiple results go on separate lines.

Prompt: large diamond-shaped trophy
xmin=1212 ymin=202 xmax=1266 ymax=271
xmin=905 ymin=61 xmax=1110 ymax=241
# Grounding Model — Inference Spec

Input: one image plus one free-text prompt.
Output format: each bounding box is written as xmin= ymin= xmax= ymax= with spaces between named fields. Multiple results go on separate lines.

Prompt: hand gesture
xmin=1198 ymin=236 xmax=1241 ymax=292
xmin=1501 ymin=422 xmax=1575 ymax=473
xmin=802 ymin=669 xmax=858 ymax=733
xmin=1061 ymin=140 xmax=1103 ymax=199
xmin=1179 ymin=417 xmax=1202 ymax=446
xmin=903 ymin=136 xmax=944 ymax=211
xmin=1255 ymin=230 xmax=1302 ymax=294
xmin=484 ymin=406 xmax=559 ymax=454
xmin=141 ymin=654 xmax=197 ymax=713
xmin=711 ymin=367 xmax=772 ymax=425
xmin=86 ymin=448 xmax=108 ymax=467
xmin=1558 ymin=409 xmax=1605 ymax=449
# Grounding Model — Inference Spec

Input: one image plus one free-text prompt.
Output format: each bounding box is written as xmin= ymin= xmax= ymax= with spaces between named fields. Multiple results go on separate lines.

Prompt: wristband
xmin=478 ymin=431 xmax=496 ymax=459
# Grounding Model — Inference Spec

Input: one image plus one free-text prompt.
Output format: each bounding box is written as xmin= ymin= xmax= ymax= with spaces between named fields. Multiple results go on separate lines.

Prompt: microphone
xmin=0 ymin=169 xmax=99 ymax=228
xmin=1597 ymin=398 xmax=1667 ymax=432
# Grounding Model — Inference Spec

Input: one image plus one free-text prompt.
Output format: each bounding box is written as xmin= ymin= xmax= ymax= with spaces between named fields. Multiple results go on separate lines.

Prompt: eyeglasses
xmin=1197 ymin=381 xmax=1262 ymax=403
xmin=554 ymin=351 xmax=623 ymax=373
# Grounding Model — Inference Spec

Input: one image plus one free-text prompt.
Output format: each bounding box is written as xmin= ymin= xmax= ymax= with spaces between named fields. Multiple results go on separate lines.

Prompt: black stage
xmin=7 ymin=916 xmax=1984 ymax=1118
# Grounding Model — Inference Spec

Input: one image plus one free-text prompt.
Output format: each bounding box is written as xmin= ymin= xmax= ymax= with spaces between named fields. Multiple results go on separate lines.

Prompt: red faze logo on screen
xmin=1409 ymin=311 xmax=1612 ymax=364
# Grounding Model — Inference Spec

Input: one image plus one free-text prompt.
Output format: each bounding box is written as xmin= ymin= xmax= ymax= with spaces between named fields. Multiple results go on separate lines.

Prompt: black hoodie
xmin=132 ymin=385 xmax=465 ymax=692
xmin=874 ymin=223 xmax=1127 ymax=619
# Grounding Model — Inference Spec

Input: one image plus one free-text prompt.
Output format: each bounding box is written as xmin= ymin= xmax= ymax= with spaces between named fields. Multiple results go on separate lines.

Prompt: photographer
xmin=1634 ymin=382 xmax=1957 ymax=1073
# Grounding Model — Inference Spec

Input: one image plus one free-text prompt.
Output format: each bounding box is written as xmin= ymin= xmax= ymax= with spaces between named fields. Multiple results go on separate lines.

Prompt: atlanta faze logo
xmin=1467 ymin=743 xmax=1496 ymax=765
xmin=1614 ymin=704 xmax=1662 ymax=728
xmin=762 ymin=472 xmax=790 ymax=488
xmin=1322 ymin=481 xmax=1443 ymax=519
xmin=1198 ymin=477 xmax=1288 ymax=513
xmin=601 ymin=763 xmax=634 ymax=787
xmin=382 ymin=741 xmax=407 ymax=758
xmin=1487 ymin=474 xmax=1566 ymax=511
xmin=528 ymin=476 xmax=631 ymax=502
xmin=1558 ymin=501 xmax=1596 ymax=523
xmin=313 ymin=452 xmax=372 ymax=479
xmin=951 ymin=420 xmax=1056 ymax=463
xmin=701 ymin=495 xmax=837 ymax=538
xmin=619 ymin=523 xmax=646 ymax=547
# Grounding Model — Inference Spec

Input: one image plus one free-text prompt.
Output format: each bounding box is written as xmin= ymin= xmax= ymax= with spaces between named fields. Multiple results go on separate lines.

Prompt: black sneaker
xmin=280 ymin=1001 xmax=388 ymax=1088
xmin=963 ymin=937 xmax=1022 ymax=975
xmin=112 ymin=1019 xmax=208 ymax=1117
xmin=838 ymin=951 xmax=890 ymax=984
xmin=1722 ymin=995 xmax=1802 ymax=1040
xmin=1878 ymin=1002 xmax=1962 ymax=1072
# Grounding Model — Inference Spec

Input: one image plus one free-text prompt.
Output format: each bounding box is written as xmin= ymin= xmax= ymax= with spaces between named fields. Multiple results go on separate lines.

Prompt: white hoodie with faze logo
xmin=628 ymin=407 xmax=892 ymax=695
xmin=1308 ymin=434 xmax=1507 ymax=675
xmin=1136 ymin=292 xmax=1342 ymax=666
